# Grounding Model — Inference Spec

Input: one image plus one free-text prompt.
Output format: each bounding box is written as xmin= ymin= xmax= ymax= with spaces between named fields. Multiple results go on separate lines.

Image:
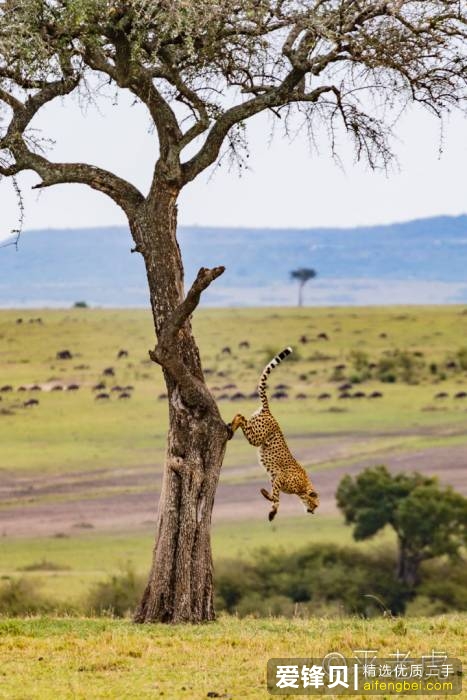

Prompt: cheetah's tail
xmin=258 ymin=347 xmax=293 ymax=409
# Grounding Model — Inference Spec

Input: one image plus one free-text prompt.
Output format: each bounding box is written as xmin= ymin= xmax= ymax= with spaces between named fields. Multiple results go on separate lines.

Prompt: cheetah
xmin=228 ymin=347 xmax=319 ymax=521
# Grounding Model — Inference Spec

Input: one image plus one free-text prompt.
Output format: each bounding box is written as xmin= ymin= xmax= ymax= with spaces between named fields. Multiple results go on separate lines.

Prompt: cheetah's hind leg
xmin=267 ymin=481 xmax=280 ymax=521
xmin=260 ymin=488 xmax=273 ymax=502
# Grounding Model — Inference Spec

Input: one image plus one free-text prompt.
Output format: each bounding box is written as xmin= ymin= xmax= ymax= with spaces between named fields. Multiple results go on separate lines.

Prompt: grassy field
xmin=1 ymin=306 xmax=467 ymax=474
xmin=0 ymin=614 xmax=465 ymax=699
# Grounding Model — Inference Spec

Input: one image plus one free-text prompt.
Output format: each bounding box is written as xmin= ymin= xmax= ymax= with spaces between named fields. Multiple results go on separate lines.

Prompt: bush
xmin=0 ymin=577 xmax=55 ymax=616
xmin=376 ymin=350 xmax=424 ymax=384
xmin=457 ymin=347 xmax=467 ymax=371
xmin=86 ymin=565 xmax=145 ymax=617
xmin=215 ymin=544 xmax=410 ymax=618
xmin=18 ymin=559 xmax=70 ymax=572
xmin=73 ymin=301 xmax=88 ymax=308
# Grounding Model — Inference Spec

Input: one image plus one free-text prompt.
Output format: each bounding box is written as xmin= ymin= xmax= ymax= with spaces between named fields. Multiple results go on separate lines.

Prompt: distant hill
xmin=1 ymin=215 xmax=467 ymax=307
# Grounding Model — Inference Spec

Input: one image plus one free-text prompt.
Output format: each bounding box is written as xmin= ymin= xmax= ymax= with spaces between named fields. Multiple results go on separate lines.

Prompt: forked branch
xmin=149 ymin=266 xmax=225 ymax=408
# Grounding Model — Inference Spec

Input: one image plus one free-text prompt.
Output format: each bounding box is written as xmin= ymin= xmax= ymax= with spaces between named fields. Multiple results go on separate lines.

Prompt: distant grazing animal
xmin=435 ymin=392 xmax=449 ymax=399
xmin=318 ymin=393 xmax=331 ymax=400
xmin=1 ymin=385 xmax=13 ymax=392
xmin=317 ymin=332 xmax=329 ymax=341
xmin=338 ymin=382 xmax=352 ymax=391
xmin=334 ymin=364 xmax=346 ymax=371
xmin=17 ymin=386 xmax=27 ymax=392
xmin=56 ymin=350 xmax=73 ymax=360
xmin=221 ymin=346 xmax=231 ymax=355
xmin=111 ymin=385 xmax=123 ymax=392
xmin=446 ymin=361 xmax=457 ymax=369
xmin=67 ymin=384 xmax=80 ymax=391
xmin=117 ymin=349 xmax=129 ymax=358
xmin=299 ymin=335 xmax=309 ymax=344
xmin=118 ymin=392 xmax=131 ymax=399
xmin=24 ymin=399 xmax=39 ymax=407
xmin=239 ymin=341 xmax=250 ymax=349
xmin=454 ymin=391 xmax=467 ymax=399
xmin=369 ymin=391 xmax=383 ymax=399
xmin=16 ymin=318 xmax=23 ymax=324
xmin=230 ymin=392 xmax=246 ymax=401
xmin=296 ymin=393 xmax=307 ymax=400
xmin=51 ymin=385 xmax=63 ymax=391
xmin=228 ymin=347 xmax=319 ymax=521
xmin=353 ymin=391 xmax=366 ymax=398
xmin=339 ymin=392 xmax=351 ymax=399
xmin=158 ymin=393 xmax=168 ymax=400
xmin=93 ymin=382 xmax=106 ymax=391
xmin=124 ymin=385 xmax=134 ymax=391
xmin=95 ymin=393 xmax=110 ymax=400
xmin=30 ymin=385 xmax=42 ymax=392
xmin=103 ymin=367 xmax=115 ymax=376
xmin=271 ymin=390 xmax=288 ymax=399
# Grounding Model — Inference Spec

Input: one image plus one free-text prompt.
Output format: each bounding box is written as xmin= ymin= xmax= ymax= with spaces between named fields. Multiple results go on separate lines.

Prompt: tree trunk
xmin=298 ymin=281 xmax=304 ymax=307
xmin=131 ymin=182 xmax=229 ymax=623
xmin=397 ymin=541 xmax=420 ymax=589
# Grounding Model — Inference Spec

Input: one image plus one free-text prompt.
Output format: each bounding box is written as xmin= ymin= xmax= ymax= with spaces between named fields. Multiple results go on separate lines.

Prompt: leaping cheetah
xmin=228 ymin=347 xmax=319 ymax=521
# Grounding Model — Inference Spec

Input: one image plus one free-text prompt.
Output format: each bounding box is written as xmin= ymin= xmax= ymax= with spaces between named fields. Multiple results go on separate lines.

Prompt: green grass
xmin=1 ymin=306 xmax=467 ymax=474
xmin=0 ymin=516 xmax=395 ymax=603
xmin=0 ymin=615 xmax=465 ymax=699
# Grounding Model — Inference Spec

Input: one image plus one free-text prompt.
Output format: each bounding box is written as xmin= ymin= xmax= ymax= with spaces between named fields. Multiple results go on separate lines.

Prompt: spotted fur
xmin=228 ymin=347 xmax=319 ymax=521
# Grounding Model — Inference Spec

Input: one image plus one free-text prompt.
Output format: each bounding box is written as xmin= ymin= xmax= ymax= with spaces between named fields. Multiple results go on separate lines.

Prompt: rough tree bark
xmin=397 ymin=540 xmax=421 ymax=589
xmin=131 ymin=180 xmax=230 ymax=623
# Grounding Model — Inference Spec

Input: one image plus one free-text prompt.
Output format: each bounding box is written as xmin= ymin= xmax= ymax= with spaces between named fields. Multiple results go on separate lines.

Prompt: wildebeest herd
xmin=0 ymin=347 xmax=135 ymax=408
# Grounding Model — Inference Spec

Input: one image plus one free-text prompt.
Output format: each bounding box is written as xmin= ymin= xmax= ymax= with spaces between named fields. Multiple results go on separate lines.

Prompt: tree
xmin=1 ymin=1 xmax=466 ymax=623
xmin=336 ymin=466 xmax=467 ymax=589
xmin=290 ymin=268 xmax=317 ymax=307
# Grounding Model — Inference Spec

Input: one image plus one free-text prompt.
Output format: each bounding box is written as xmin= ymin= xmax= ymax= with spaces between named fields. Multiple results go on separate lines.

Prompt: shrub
xmin=86 ymin=565 xmax=145 ymax=617
xmin=18 ymin=559 xmax=70 ymax=572
xmin=457 ymin=347 xmax=467 ymax=371
xmin=215 ymin=544 xmax=410 ymax=618
xmin=0 ymin=577 xmax=54 ymax=616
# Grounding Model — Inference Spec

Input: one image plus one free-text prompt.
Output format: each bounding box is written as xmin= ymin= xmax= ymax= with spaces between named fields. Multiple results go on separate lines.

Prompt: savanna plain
xmin=1 ymin=306 xmax=466 ymax=699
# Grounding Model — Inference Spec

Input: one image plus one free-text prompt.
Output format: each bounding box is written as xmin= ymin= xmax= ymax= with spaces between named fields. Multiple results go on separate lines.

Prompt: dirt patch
xmin=0 ymin=430 xmax=466 ymax=537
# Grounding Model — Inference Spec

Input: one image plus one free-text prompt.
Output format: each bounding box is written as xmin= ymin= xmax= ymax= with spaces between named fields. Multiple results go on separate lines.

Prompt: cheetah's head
xmin=300 ymin=488 xmax=319 ymax=514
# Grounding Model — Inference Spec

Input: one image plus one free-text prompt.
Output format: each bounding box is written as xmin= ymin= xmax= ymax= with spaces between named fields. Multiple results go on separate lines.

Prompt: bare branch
xmin=149 ymin=266 xmax=225 ymax=406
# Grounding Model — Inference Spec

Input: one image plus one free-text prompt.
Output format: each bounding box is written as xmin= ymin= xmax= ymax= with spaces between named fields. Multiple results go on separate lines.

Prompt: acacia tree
xmin=1 ymin=0 xmax=466 ymax=623
xmin=336 ymin=466 xmax=467 ymax=589
xmin=290 ymin=267 xmax=317 ymax=306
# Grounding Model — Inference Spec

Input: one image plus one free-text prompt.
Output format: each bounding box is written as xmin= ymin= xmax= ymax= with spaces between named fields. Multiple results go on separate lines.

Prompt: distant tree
xmin=336 ymin=466 xmax=467 ymax=589
xmin=290 ymin=268 xmax=317 ymax=307
xmin=1 ymin=0 xmax=466 ymax=623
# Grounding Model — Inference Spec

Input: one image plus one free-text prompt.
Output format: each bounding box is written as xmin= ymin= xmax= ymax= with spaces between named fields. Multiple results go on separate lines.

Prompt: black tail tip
xmin=278 ymin=347 xmax=293 ymax=360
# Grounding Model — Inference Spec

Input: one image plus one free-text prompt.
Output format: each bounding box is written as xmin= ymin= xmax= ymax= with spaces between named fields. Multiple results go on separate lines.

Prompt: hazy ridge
xmin=1 ymin=215 xmax=467 ymax=306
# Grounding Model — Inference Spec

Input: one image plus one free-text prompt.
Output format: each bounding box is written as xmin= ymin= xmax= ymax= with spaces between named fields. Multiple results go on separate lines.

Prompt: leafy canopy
xmin=1 ymin=0 xmax=466 ymax=205
xmin=336 ymin=465 xmax=467 ymax=562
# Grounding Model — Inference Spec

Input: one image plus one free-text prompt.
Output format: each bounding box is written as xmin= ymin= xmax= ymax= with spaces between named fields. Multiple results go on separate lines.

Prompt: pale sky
xmin=1 ymin=90 xmax=466 ymax=239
